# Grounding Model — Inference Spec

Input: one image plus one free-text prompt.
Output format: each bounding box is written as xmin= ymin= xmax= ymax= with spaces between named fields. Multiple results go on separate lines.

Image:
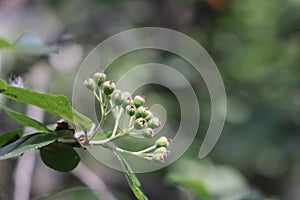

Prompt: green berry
xmin=112 ymin=90 xmax=123 ymax=105
xmin=122 ymin=97 xmax=133 ymax=109
xmin=144 ymin=110 xmax=153 ymax=121
xmin=152 ymin=153 xmax=165 ymax=163
xmin=102 ymin=81 xmax=116 ymax=95
xmin=133 ymin=95 xmax=145 ymax=107
xmin=135 ymin=106 xmax=149 ymax=118
xmin=142 ymin=127 xmax=155 ymax=138
xmin=148 ymin=117 xmax=161 ymax=129
xmin=94 ymin=72 xmax=106 ymax=86
xmin=154 ymin=147 xmax=170 ymax=157
xmin=155 ymin=136 xmax=170 ymax=147
xmin=83 ymin=78 xmax=96 ymax=91
xmin=134 ymin=118 xmax=147 ymax=130
xmin=126 ymin=104 xmax=136 ymax=116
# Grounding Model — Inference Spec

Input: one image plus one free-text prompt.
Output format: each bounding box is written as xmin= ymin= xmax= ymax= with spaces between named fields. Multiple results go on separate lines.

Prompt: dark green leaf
xmin=1 ymin=104 xmax=52 ymax=133
xmin=1 ymin=85 xmax=93 ymax=130
xmin=0 ymin=133 xmax=59 ymax=160
xmin=13 ymin=33 xmax=59 ymax=54
xmin=33 ymin=186 xmax=98 ymax=200
xmin=115 ymin=153 xmax=148 ymax=200
xmin=40 ymin=142 xmax=80 ymax=172
xmin=0 ymin=78 xmax=7 ymax=93
xmin=0 ymin=129 xmax=23 ymax=147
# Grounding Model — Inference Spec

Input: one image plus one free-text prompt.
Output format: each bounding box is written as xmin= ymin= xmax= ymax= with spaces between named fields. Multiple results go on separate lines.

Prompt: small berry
xmin=84 ymin=78 xmax=96 ymax=91
xmin=152 ymin=153 xmax=165 ymax=163
xmin=94 ymin=72 xmax=106 ymax=86
xmin=144 ymin=110 xmax=154 ymax=121
xmin=142 ymin=127 xmax=155 ymax=138
xmin=134 ymin=118 xmax=147 ymax=130
xmin=148 ymin=117 xmax=161 ymax=129
xmin=133 ymin=95 xmax=145 ymax=107
xmin=126 ymin=104 xmax=136 ymax=116
xmin=135 ymin=106 xmax=149 ymax=118
xmin=154 ymin=147 xmax=170 ymax=157
xmin=102 ymin=81 xmax=116 ymax=95
xmin=155 ymin=136 xmax=170 ymax=147
xmin=122 ymin=96 xmax=133 ymax=109
xmin=112 ymin=90 xmax=123 ymax=105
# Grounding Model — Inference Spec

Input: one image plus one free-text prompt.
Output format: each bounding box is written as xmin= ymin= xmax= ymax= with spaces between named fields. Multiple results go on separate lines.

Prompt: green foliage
xmin=1 ymin=104 xmax=52 ymax=133
xmin=40 ymin=142 xmax=80 ymax=172
xmin=116 ymin=153 xmax=149 ymax=200
xmin=0 ymin=78 xmax=7 ymax=93
xmin=0 ymin=129 xmax=23 ymax=148
xmin=0 ymin=133 xmax=59 ymax=160
xmin=0 ymin=79 xmax=93 ymax=130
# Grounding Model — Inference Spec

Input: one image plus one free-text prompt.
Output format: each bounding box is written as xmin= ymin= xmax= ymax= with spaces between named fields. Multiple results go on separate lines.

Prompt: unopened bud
xmin=126 ymin=104 xmax=136 ymax=116
xmin=84 ymin=78 xmax=95 ymax=91
xmin=152 ymin=153 xmax=165 ymax=163
xmin=94 ymin=72 xmax=106 ymax=86
xmin=102 ymin=81 xmax=116 ymax=95
xmin=133 ymin=95 xmax=145 ymax=108
xmin=142 ymin=127 xmax=155 ymax=138
xmin=155 ymin=136 xmax=170 ymax=147
xmin=134 ymin=118 xmax=147 ymax=130
xmin=148 ymin=117 xmax=161 ymax=129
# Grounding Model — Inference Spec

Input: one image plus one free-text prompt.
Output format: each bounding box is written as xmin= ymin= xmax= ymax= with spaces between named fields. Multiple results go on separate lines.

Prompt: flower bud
xmin=155 ymin=136 xmax=170 ymax=147
xmin=122 ymin=97 xmax=133 ymax=109
xmin=112 ymin=90 xmax=123 ymax=105
xmin=102 ymin=81 xmax=116 ymax=96
xmin=133 ymin=95 xmax=145 ymax=108
xmin=135 ymin=106 xmax=148 ymax=118
xmin=83 ymin=78 xmax=95 ymax=91
xmin=154 ymin=147 xmax=170 ymax=157
xmin=94 ymin=72 xmax=106 ymax=86
xmin=126 ymin=104 xmax=136 ymax=116
xmin=134 ymin=118 xmax=147 ymax=130
xmin=148 ymin=117 xmax=161 ymax=129
xmin=144 ymin=110 xmax=153 ymax=121
xmin=152 ymin=153 xmax=165 ymax=163
xmin=142 ymin=127 xmax=155 ymax=138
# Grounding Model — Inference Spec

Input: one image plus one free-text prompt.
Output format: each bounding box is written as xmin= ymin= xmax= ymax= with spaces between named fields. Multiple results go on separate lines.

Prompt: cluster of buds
xmin=83 ymin=71 xmax=171 ymax=163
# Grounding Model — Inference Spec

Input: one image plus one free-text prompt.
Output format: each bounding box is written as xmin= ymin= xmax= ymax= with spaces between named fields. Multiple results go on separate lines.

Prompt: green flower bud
xmin=144 ymin=110 xmax=154 ymax=121
xmin=152 ymin=153 xmax=165 ymax=163
xmin=122 ymin=97 xmax=133 ymax=109
xmin=142 ymin=127 xmax=155 ymax=138
xmin=126 ymin=104 xmax=136 ymax=116
xmin=135 ymin=106 xmax=149 ymax=118
xmin=94 ymin=72 xmax=106 ymax=86
xmin=134 ymin=118 xmax=147 ymax=130
xmin=154 ymin=147 xmax=170 ymax=157
xmin=133 ymin=95 xmax=145 ymax=107
xmin=84 ymin=78 xmax=96 ymax=91
xmin=155 ymin=136 xmax=170 ymax=147
xmin=112 ymin=90 xmax=123 ymax=105
xmin=102 ymin=81 xmax=116 ymax=96
xmin=148 ymin=117 xmax=161 ymax=129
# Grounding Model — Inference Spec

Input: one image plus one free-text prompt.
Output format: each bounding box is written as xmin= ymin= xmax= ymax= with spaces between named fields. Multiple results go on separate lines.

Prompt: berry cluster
xmin=83 ymin=72 xmax=171 ymax=163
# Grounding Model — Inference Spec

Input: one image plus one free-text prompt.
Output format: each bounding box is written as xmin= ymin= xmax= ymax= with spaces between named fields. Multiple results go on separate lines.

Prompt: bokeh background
xmin=1 ymin=0 xmax=300 ymax=199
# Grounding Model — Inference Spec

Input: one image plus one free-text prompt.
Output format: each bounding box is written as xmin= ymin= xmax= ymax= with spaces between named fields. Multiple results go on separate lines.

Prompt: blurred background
xmin=0 ymin=0 xmax=300 ymax=199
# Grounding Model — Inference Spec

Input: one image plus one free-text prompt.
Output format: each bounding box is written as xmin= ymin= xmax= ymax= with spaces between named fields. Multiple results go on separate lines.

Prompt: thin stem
xmin=111 ymin=108 xmax=123 ymax=137
xmin=105 ymin=144 xmax=157 ymax=156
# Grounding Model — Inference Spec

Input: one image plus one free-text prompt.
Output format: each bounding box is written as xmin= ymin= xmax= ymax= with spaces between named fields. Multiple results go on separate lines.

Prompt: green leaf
xmin=0 ymin=129 xmax=23 ymax=148
xmin=1 ymin=105 xmax=52 ymax=133
xmin=0 ymin=78 xmax=7 ymax=93
xmin=33 ymin=186 xmax=98 ymax=200
xmin=115 ymin=153 xmax=148 ymax=200
xmin=13 ymin=33 xmax=59 ymax=54
xmin=0 ymin=133 xmax=59 ymax=160
xmin=40 ymin=142 xmax=80 ymax=172
xmin=1 ymin=85 xmax=93 ymax=130
xmin=0 ymin=38 xmax=12 ymax=49
xmin=165 ymin=175 xmax=211 ymax=199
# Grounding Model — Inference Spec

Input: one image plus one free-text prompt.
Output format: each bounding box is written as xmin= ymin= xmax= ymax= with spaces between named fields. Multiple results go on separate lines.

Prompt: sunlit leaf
xmin=40 ymin=142 xmax=80 ymax=172
xmin=0 ymin=133 xmax=59 ymax=160
xmin=115 ymin=153 xmax=148 ymax=200
xmin=0 ymin=38 xmax=12 ymax=49
xmin=1 ymin=104 xmax=52 ymax=133
xmin=33 ymin=186 xmax=98 ymax=200
xmin=1 ymin=84 xmax=93 ymax=130
xmin=0 ymin=78 xmax=7 ymax=93
xmin=0 ymin=129 xmax=23 ymax=148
